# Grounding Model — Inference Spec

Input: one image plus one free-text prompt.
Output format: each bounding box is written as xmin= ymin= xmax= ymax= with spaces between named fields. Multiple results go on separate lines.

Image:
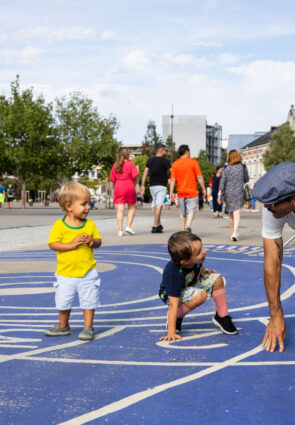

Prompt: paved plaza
xmin=1 ymin=203 xmax=295 ymax=424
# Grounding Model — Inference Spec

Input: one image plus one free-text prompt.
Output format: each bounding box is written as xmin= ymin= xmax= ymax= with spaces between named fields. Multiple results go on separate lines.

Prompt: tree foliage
xmin=263 ymin=124 xmax=295 ymax=171
xmin=141 ymin=121 xmax=162 ymax=157
xmin=55 ymin=92 xmax=120 ymax=180
xmin=1 ymin=76 xmax=59 ymax=192
xmin=0 ymin=77 xmax=120 ymax=200
xmin=165 ymin=134 xmax=178 ymax=163
xmin=195 ymin=150 xmax=216 ymax=187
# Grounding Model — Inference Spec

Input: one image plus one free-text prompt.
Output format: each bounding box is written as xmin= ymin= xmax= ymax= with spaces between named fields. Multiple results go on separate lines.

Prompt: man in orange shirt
xmin=170 ymin=145 xmax=206 ymax=232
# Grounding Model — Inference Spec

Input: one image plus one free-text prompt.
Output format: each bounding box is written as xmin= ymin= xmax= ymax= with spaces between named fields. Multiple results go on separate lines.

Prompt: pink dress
xmin=110 ymin=160 xmax=139 ymax=204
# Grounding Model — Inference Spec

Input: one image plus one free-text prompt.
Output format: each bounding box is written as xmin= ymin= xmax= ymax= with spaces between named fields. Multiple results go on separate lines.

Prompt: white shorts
xmin=54 ymin=269 xmax=101 ymax=310
xmin=150 ymin=185 xmax=167 ymax=206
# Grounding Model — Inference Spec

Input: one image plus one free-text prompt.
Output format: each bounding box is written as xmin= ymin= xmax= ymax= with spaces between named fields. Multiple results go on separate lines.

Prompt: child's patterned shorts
xmin=180 ymin=273 xmax=222 ymax=304
xmin=161 ymin=273 xmax=224 ymax=306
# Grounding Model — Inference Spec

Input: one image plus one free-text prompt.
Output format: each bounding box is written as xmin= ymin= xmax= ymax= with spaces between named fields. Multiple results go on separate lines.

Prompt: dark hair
xmin=178 ymin=145 xmax=190 ymax=156
xmin=214 ymin=166 xmax=222 ymax=177
xmin=168 ymin=231 xmax=202 ymax=265
xmin=156 ymin=144 xmax=167 ymax=153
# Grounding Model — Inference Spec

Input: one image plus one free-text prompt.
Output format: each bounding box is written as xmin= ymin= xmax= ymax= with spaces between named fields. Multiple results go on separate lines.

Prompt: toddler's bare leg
xmin=59 ymin=309 xmax=71 ymax=328
xmin=83 ymin=309 xmax=95 ymax=328
xmin=183 ymin=290 xmax=207 ymax=311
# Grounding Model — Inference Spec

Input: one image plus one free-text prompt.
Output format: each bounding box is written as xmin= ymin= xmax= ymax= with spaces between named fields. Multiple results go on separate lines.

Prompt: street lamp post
xmin=170 ymin=104 xmax=174 ymax=162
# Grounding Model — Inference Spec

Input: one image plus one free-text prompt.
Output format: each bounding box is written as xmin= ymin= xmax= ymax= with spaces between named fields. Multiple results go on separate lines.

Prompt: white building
xmin=241 ymin=105 xmax=295 ymax=187
xmin=162 ymin=114 xmax=222 ymax=164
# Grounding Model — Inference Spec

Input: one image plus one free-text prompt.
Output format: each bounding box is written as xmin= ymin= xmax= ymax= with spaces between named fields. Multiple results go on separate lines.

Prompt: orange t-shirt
xmin=170 ymin=157 xmax=202 ymax=198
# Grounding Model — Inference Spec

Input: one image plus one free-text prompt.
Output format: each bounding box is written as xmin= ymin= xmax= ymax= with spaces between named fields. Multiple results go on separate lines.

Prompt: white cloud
xmin=159 ymin=53 xmax=209 ymax=68
xmin=218 ymin=52 xmax=240 ymax=65
xmin=228 ymin=60 xmax=295 ymax=91
xmin=15 ymin=26 xmax=96 ymax=42
xmin=100 ymin=30 xmax=138 ymax=42
xmin=121 ymin=50 xmax=149 ymax=70
xmin=101 ymin=30 xmax=118 ymax=40
xmin=0 ymin=46 xmax=44 ymax=64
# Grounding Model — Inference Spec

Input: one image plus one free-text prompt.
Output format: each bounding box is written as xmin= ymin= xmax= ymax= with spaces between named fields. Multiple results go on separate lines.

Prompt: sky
xmin=0 ymin=0 xmax=295 ymax=145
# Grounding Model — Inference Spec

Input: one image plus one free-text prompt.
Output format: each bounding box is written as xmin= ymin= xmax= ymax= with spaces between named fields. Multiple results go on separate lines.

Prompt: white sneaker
xmin=125 ymin=227 xmax=135 ymax=235
xmin=231 ymin=234 xmax=238 ymax=242
xmin=118 ymin=230 xmax=124 ymax=236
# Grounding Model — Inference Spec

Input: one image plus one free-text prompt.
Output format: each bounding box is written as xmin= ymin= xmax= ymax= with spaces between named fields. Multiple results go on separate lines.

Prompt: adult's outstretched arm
xmin=262 ymin=237 xmax=286 ymax=352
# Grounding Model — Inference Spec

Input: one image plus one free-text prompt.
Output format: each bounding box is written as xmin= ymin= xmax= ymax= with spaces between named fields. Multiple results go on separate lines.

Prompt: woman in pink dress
xmin=110 ymin=147 xmax=139 ymax=236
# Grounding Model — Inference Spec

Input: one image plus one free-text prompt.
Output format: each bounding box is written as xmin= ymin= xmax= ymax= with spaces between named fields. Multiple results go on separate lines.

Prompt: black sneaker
xmin=158 ymin=224 xmax=163 ymax=231
xmin=176 ymin=317 xmax=183 ymax=332
xmin=166 ymin=317 xmax=183 ymax=333
xmin=184 ymin=226 xmax=192 ymax=233
xmin=151 ymin=226 xmax=163 ymax=233
xmin=212 ymin=313 xmax=237 ymax=335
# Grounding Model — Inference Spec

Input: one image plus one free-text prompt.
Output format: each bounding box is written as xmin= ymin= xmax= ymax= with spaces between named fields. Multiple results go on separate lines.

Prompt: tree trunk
xmin=21 ymin=182 xmax=26 ymax=209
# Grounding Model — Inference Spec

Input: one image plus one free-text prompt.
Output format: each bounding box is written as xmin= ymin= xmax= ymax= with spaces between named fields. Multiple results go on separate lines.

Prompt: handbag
xmin=244 ymin=183 xmax=252 ymax=202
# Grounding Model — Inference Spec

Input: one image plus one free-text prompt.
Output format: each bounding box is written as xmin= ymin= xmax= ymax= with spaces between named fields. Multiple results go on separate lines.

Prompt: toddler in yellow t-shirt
xmin=45 ymin=182 xmax=102 ymax=341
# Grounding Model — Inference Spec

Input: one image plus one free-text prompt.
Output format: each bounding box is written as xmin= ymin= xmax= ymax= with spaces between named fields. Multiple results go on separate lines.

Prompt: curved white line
xmin=156 ymin=330 xmax=228 ymax=350
xmin=57 ymin=345 xmax=263 ymax=425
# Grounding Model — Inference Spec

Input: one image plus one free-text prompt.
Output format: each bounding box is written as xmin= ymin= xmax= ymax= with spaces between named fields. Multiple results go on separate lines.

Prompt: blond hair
xmin=58 ymin=182 xmax=90 ymax=212
xmin=228 ymin=149 xmax=242 ymax=165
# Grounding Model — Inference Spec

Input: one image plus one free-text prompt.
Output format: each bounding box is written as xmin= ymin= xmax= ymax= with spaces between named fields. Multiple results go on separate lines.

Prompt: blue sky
xmin=1 ymin=0 xmax=295 ymax=144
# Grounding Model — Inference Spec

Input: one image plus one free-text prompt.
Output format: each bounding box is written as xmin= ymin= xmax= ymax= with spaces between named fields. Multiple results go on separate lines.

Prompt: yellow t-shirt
xmin=48 ymin=217 xmax=101 ymax=278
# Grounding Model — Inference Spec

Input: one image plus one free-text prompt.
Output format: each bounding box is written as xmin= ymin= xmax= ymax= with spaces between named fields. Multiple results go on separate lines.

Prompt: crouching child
xmin=159 ymin=231 xmax=237 ymax=341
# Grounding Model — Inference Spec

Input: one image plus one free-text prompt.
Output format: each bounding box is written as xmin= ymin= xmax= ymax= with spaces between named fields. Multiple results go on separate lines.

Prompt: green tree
xmin=2 ymin=76 xmax=60 ymax=206
xmin=55 ymin=92 xmax=120 ymax=180
xmin=219 ymin=148 xmax=228 ymax=166
xmin=165 ymin=134 xmax=178 ymax=163
xmin=141 ymin=121 xmax=162 ymax=157
xmin=263 ymin=124 xmax=295 ymax=171
xmin=195 ymin=150 xmax=215 ymax=187
xmin=133 ymin=154 xmax=149 ymax=183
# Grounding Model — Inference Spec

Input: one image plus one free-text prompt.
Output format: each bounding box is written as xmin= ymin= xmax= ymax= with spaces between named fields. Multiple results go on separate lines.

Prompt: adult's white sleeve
xmin=262 ymin=207 xmax=285 ymax=239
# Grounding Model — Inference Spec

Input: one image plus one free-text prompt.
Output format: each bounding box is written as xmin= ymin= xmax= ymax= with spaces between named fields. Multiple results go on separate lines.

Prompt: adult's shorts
xmin=149 ymin=185 xmax=167 ymax=206
xmin=178 ymin=197 xmax=198 ymax=216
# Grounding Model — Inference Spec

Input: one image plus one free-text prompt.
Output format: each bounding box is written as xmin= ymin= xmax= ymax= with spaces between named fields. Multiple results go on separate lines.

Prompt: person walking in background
xmin=169 ymin=145 xmax=206 ymax=233
xmin=0 ymin=181 xmax=5 ymax=210
xmin=217 ymin=150 xmax=249 ymax=241
xmin=6 ymin=184 xmax=14 ymax=209
xmin=212 ymin=167 xmax=223 ymax=218
xmin=140 ymin=144 xmax=170 ymax=233
xmin=110 ymin=147 xmax=139 ymax=236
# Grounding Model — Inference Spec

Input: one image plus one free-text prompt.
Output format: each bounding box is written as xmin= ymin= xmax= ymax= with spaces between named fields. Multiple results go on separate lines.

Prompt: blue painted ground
xmin=1 ymin=244 xmax=295 ymax=425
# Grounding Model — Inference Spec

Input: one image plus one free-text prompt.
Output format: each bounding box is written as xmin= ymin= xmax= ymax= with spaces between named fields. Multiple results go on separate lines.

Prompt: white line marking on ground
xmin=57 ymin=345 xmax=264 ymax=425
xmin=0 ymin=326 xmax=125 ymax=364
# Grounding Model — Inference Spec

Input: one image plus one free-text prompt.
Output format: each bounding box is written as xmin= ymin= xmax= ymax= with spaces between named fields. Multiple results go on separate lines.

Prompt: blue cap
xmin=252 ymin=162 xmax=295 ymax=204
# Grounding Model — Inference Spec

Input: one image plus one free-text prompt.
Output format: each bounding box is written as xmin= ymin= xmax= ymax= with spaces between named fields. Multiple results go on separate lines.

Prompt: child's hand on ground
xmin=160 ymin=333 xmax=182 ymax=342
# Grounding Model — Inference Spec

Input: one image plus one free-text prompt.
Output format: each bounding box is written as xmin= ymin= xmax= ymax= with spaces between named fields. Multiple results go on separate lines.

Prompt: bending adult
xmin=110 ymin=147 xmax=139 ymax=236
xmin=252 ymin=162 xmax=295 ymax=352
xmin=212 ymin=166 xmax=223 ymax=218
xmin=217 ymin=150 xmax=249 ymax=241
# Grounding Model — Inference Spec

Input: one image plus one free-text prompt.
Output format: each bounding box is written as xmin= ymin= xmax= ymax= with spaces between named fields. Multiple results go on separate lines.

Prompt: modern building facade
xmin=228 ymin=133 xmax=266 ymax=153
xmin=162 ymin=115 xmax=222 ymax=164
